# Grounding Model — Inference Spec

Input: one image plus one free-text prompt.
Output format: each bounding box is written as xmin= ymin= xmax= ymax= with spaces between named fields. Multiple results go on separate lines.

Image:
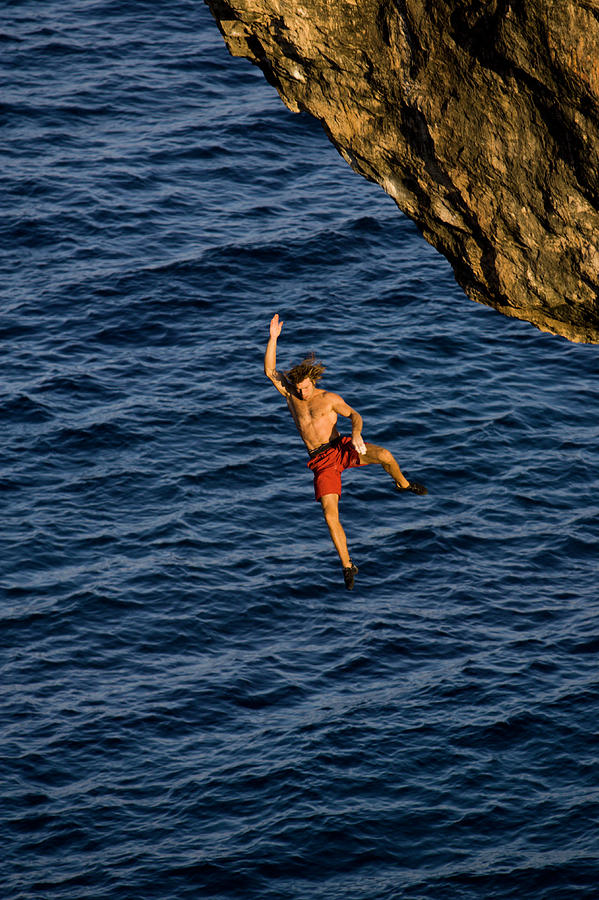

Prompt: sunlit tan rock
xmin=206 ymin=0 xmax=599 ymax=342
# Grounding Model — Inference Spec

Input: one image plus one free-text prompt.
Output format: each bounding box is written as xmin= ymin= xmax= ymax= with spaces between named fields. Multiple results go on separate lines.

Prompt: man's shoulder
xmin=313 ymin=388 xmax=340 ymax=405
xmin=316 ymin=387 xmax=340 ymax=399
xmin=322 ymin=389 xmax=346 ymax=405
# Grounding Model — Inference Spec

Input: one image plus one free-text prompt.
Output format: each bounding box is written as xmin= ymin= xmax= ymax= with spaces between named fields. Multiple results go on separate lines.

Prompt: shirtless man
xmin=264 ymin=313 xmax=427 ymax=590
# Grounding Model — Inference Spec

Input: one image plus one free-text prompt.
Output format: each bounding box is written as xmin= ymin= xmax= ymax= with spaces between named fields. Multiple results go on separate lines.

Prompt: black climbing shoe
xmin=343 ymin=560 xmax=358 ymax=590
xmin=396 ymin=480 xmax=428 ymax=495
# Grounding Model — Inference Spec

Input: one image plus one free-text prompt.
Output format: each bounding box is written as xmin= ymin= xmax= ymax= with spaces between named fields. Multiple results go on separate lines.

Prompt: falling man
xmin=264 ymin=314 xmax=427 ymax=590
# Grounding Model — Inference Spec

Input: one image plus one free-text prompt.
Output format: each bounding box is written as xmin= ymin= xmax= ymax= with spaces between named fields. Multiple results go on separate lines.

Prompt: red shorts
xmin=307 ymin=436 xmax=364 ymax=501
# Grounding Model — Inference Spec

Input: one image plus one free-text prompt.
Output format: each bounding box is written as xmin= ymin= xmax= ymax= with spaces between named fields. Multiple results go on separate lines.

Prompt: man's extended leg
xmin=320 ymin=493 xmax=351 ymax=566
xmin=320 ymin=493 xmax=359 ymax=589
xmin=359 ymin=442 xmax=410 ymax=487
xmin=359 ymin=442 xmax=427 ymax=494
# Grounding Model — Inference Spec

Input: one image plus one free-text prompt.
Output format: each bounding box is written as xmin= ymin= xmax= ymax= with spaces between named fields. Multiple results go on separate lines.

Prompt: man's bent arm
xmin=264 ymin=313 xmax=290 ymax=397
xmin=332 ymin=395 xmax=366 ymax=454
xmin=349 ymin=410 xmax=366 ymax=454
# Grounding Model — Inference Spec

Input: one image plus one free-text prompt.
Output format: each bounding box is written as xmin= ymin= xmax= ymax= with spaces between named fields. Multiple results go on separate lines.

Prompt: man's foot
xmin=395 ymin=480 xmax=428 ymax=495
xmin=343 ymin=560 xmax=358 ymax=590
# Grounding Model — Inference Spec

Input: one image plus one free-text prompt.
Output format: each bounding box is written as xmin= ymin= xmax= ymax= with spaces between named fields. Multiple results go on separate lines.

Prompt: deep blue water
xmin=2 ymin=2 xmax=599 ymax=898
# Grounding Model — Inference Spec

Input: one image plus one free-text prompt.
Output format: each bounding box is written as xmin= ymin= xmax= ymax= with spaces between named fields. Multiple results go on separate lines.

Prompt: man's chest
xmin=290 ymin=396 xmax=333 ymax=423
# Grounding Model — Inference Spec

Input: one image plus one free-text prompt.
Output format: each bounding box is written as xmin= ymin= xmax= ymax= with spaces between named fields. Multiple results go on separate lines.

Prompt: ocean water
xmin=2 ymin=2 xmax=599 ymax=898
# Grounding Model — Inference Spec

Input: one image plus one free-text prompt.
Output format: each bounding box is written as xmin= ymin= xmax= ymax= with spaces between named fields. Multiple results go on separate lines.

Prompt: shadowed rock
xmin=205 ymin=0 xmax=599 ymax=342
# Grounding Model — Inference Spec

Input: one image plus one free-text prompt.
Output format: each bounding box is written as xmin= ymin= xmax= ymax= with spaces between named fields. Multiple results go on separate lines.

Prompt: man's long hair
xmin=285 ymin=353 xmax=326 ymax=385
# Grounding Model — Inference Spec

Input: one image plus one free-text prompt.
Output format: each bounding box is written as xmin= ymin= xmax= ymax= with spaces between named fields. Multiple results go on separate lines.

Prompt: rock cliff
xmin=205 ymin=0 xmax=599 ymax=342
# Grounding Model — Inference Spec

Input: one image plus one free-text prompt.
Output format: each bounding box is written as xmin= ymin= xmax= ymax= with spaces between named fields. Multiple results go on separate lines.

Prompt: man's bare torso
xmin=287 ymin=389 xmax=340 ymax=451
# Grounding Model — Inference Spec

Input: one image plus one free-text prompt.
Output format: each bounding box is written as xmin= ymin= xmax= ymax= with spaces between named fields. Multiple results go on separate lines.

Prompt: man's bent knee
xmin=362 ymin=443 xmax=392 ymax=465
xmin=378 ymin=447 xmax=393 ymax=465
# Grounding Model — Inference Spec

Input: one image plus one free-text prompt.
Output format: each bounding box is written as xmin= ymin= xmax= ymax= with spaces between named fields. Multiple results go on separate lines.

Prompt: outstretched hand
xmin=270 ymin=313 xmax=283 ymax=339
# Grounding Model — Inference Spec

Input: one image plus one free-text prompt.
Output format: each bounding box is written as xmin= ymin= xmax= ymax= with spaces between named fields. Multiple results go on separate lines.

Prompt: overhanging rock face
xmin=206 ymin=0 xmax=599 ymax=343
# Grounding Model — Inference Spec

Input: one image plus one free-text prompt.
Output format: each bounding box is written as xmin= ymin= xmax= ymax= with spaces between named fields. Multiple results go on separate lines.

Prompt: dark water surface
xmin=2 ymin=3 xmax=599 ymax=898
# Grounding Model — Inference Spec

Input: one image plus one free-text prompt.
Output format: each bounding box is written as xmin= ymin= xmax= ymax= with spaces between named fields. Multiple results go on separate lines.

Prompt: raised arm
xmin=264 ymin=314 xmax=291 ymax=397
xmin=332 ymin=394 xmax=366 ymax=455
